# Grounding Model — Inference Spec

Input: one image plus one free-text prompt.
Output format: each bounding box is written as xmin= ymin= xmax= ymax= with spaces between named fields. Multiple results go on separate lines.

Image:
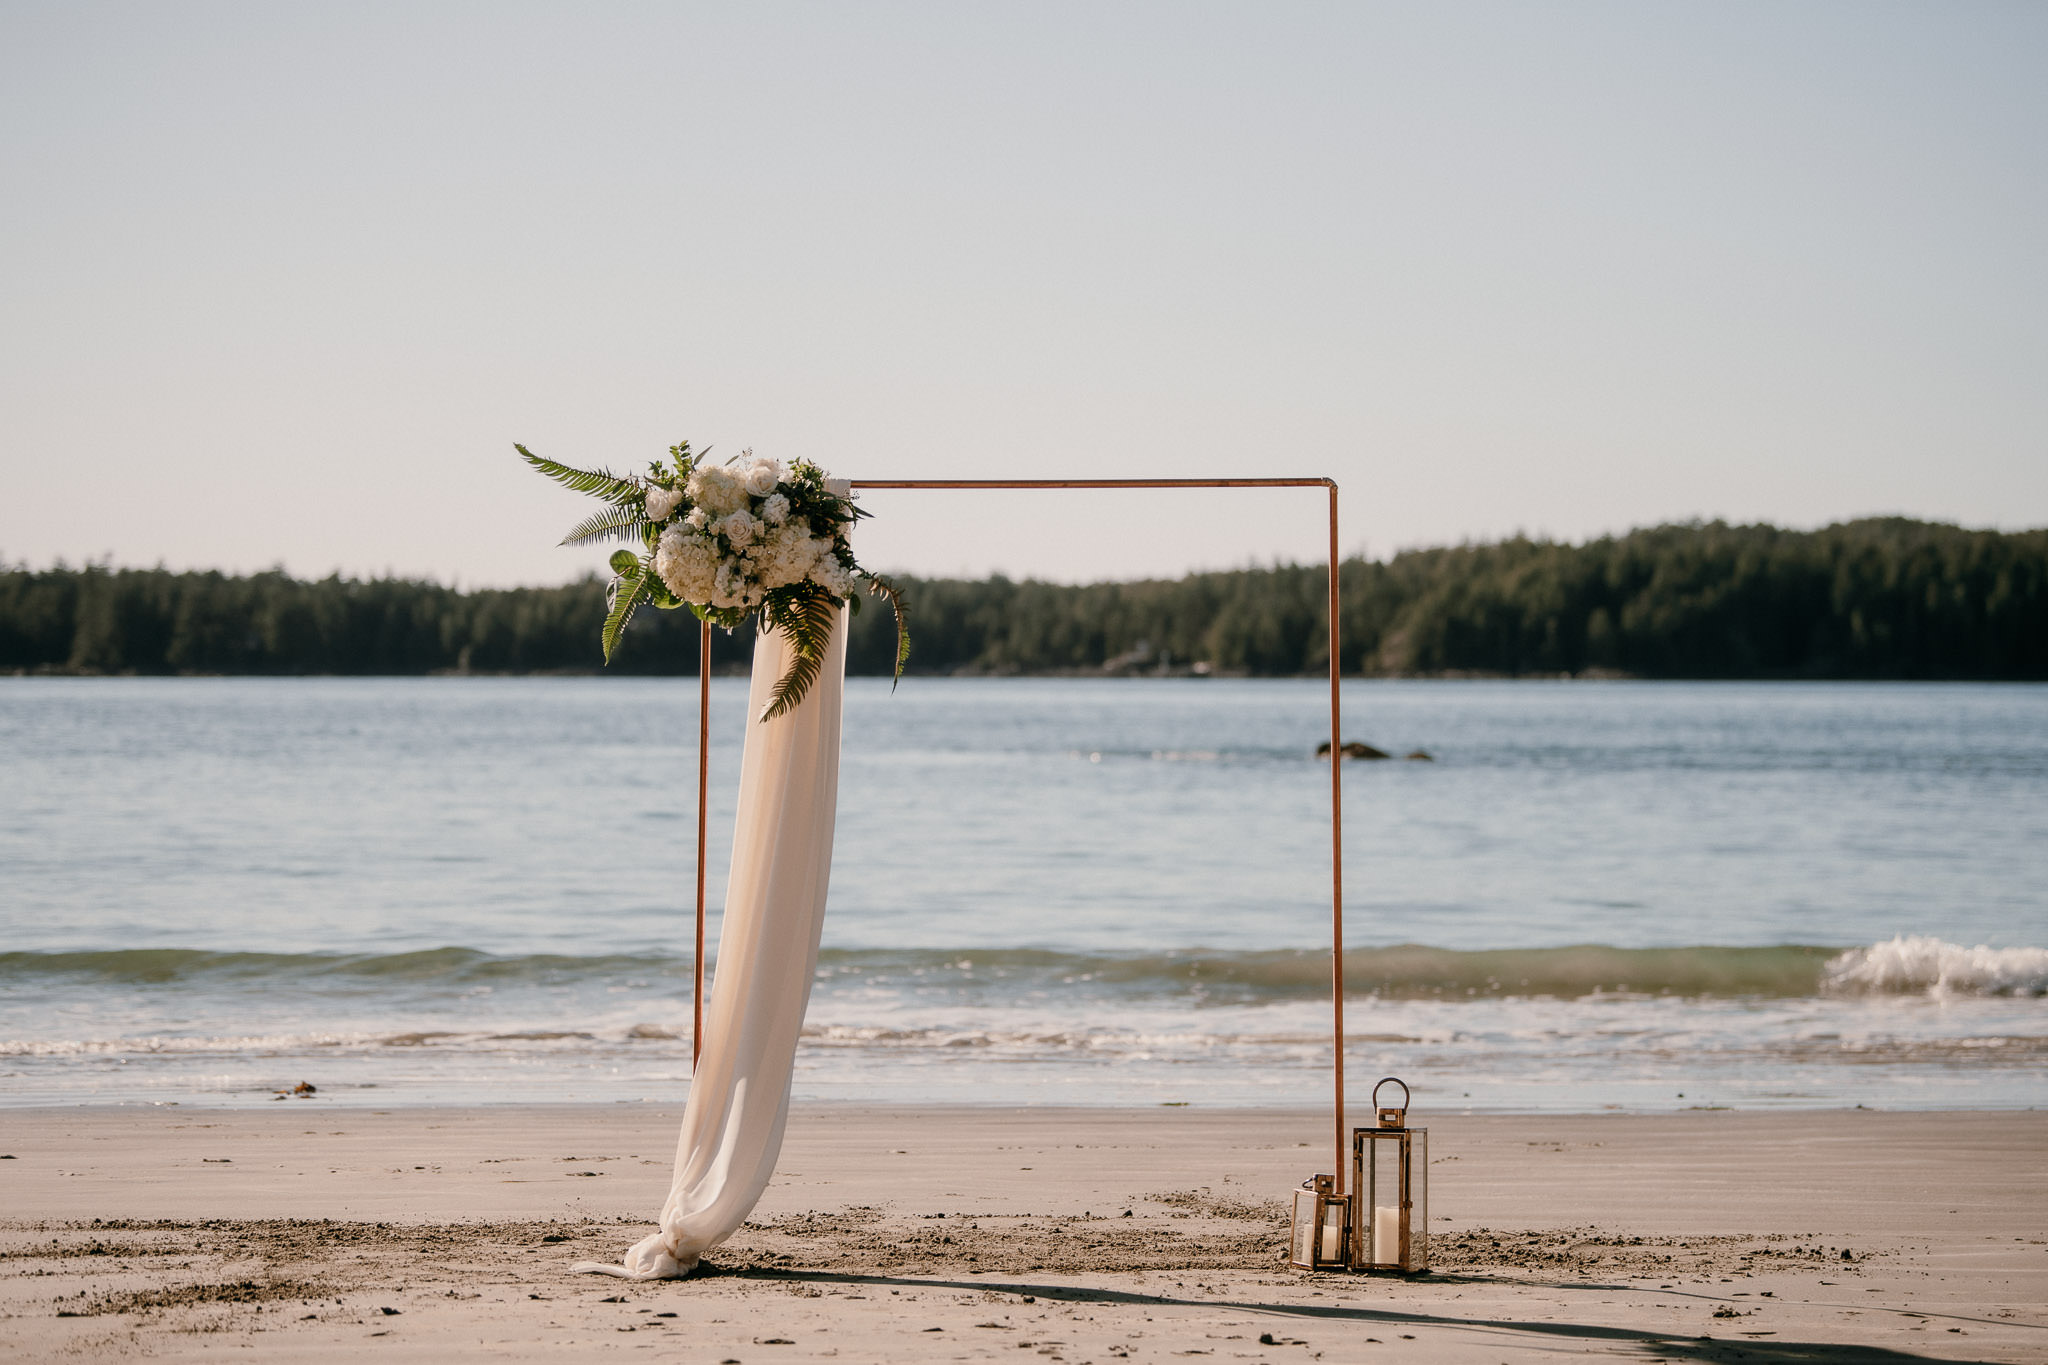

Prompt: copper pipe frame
xmin=689 ymin=476 xmax=1347 ymax=1191
xmin=694 ymin=618 xmax=712 ymax=1068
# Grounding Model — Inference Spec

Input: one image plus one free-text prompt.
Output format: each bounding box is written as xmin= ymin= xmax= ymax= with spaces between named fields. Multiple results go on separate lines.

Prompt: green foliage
xmin=600 ymin=560 xmax=651 ymax=663
xmin=0 ymin=562 xmax=748 ymax=675
xmin=1321 ymin=518 xmax=2048 ymax=679
xmin=516 ymin=445 xmax=643 ymax=504
xmin=834 ymin=518 xmax=2048 ymax=681
xmin=561 ymin=505 xmax=653 ymax=547
xmin=866 ymin=574 xmax=911 ymax=687
xmin=757 ymin=584 xmax=842 ymax=722
xmin=5 ymin=518 xmax=2043 ymax=680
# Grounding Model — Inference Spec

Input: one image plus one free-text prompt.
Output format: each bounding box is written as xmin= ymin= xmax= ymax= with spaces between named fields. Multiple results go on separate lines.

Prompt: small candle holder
xmin=1287 ymin=1173 xmax=1352 ymax=1271
xmin=1350 ymin=1077 xmax=1428 ymax=1273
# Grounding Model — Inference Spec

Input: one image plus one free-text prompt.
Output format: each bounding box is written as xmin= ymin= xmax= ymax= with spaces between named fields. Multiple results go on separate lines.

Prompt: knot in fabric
xmin=623 ymin=1229 xmax=698 ymax=1279
xmin=570 ymin=1229 xmax=699 ymax=1280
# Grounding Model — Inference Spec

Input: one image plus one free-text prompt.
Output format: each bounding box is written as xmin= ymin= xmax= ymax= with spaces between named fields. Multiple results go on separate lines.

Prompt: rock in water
xmin=1316 ymin=740 xmax=1392 ymax=759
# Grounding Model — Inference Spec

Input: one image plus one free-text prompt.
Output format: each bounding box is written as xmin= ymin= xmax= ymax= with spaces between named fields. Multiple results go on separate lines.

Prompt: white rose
xmin=645 ymin=486 xmax=682 ymax=521
xmin=759 ymin=492 xmax=790 ymax=525
xmin=719 ymin=509 xmax=757 ymax=544
xmin=744 ymin=462 xmax=779 ymax=497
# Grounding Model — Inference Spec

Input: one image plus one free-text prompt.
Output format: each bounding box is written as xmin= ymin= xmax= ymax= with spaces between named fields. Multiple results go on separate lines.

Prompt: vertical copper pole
xmin=694 ymin=618 xmax=711 ymax=1068
xmin=1327 ymin=484 xmax=1345 ymax=1195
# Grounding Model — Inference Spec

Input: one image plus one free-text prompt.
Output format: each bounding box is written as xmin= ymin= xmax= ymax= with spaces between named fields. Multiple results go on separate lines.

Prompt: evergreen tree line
xmin=4 ymin=517 xmax=2043 ymax=680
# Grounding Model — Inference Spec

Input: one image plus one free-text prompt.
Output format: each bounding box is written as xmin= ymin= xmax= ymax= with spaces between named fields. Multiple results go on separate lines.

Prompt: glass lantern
xmin=1350 ymin=1076 xmax=1428 ymax=1273
xmin=1288 ymin=1173 xmax=1351 ymax=1271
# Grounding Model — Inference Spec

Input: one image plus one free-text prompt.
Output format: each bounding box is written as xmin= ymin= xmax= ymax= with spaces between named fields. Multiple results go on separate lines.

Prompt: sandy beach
xmin=0 ymin=1104 xmax=2041 ymax=1362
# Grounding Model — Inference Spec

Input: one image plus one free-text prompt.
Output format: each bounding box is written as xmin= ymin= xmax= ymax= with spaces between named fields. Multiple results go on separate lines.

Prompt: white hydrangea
xmin=653 ymin=527 xmax=719 ymax=603
xmin=743 ymin=522 xmax=822 ymax=588
xmin=758 ymin=492 xmax=790 ymax=525
xmin=810 ymin=554 xmax=856 ymax=597
xmin=711 ymin=562 xmax=762 ymax=610
xmin=743 ymin=461 xmax=780 ymax=497
xmin=686 ymin=465 xmax=748 ymax=515
xmin=645 ymin=485 xmax=684 ymax=521
xmin=684 ymin=507 xmax=707 ymax=530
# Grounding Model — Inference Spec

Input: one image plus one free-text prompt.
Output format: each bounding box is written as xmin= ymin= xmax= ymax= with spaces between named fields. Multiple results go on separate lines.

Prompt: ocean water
xmin=1 ymin=677 xmax=2043 ymax=1113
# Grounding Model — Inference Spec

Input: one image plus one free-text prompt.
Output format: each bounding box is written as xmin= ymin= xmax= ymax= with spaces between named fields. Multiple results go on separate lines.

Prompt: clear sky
xmin=4 ymin=1 xmax=2043 ymax=587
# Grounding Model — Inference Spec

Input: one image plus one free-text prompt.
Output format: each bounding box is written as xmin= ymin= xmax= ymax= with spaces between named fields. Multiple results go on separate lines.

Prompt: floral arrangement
xmin=519 ymin=441 xmax=906 ymax=721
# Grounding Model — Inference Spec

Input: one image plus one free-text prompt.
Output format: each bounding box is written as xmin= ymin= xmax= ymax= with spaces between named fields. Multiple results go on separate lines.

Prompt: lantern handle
xmin=1371 ymin=1076 xmax=1410 ymax=1114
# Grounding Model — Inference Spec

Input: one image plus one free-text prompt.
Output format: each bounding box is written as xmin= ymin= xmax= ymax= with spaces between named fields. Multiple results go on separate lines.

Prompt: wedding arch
xmin=675 ymin=477 xmax=1354 ymax=1187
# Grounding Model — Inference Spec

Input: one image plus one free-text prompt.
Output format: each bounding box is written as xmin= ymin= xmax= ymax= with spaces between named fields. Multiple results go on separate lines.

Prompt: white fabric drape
xmin=575 ymin=607 xmax=847 ymax=1279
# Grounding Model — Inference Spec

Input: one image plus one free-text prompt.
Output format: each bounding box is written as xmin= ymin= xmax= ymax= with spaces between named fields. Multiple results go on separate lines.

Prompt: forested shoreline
xmin=4 ymin=517 xmax=2044 ymax=680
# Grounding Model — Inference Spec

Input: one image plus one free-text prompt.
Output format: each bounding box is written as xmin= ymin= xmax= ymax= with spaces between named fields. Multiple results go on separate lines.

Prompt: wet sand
xmin=2 ymin=1105 xmax=2043 ymax=1361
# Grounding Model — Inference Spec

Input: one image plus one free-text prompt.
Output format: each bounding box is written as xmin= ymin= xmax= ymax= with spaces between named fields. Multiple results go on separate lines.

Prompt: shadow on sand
xmin=697 ymin=1263 xmax=1981 ymax=1364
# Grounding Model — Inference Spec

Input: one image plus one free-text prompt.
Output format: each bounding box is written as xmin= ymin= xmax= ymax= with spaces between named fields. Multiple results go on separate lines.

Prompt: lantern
xmin=1351 ymin=1076 xmax=1427 ymax=1273
xmin=1287 ymin=1172 xmax=1351 ymax=1271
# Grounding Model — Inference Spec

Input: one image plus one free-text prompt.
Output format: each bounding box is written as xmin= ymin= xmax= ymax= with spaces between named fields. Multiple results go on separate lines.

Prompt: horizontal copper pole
xmin=849 ymin=478 xmax=1335 ymax=490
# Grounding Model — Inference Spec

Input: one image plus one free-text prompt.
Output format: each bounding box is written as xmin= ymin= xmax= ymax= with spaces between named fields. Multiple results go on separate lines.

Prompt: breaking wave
xmin=1820 ymin=936 xmax=2048 ymax=998
xmin=3 ymin=937 xmax=2042 ymax=1001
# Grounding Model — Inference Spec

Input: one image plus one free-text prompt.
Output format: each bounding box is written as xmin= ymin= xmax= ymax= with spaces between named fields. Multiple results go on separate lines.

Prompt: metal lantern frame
xmin=1289 ymin=1172 xmax=1352 ymax=1272
xmin=1351 ymin=1076 xmax=1428 ymax=1273
xmin=680 ymin=477 xmax=1352 ymax=1198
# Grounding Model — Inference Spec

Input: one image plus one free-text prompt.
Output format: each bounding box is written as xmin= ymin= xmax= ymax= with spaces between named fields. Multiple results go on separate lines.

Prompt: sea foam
xmin=1821 ymin=936 xmax=2048 ymax=998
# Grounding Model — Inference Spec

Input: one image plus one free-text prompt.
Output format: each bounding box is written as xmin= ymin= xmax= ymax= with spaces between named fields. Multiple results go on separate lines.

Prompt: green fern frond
xmin=561 ymin=504 xmax=652 ymax=547
xmin=517 ymin=444 xmax=644 ymax=503
xmin=601 ymin=565 xmax=650 ymax=663
xmin=865 ymin=573 xmax=910 ymax=691
xmin=757 ymin=588 xmax=841 ymax=723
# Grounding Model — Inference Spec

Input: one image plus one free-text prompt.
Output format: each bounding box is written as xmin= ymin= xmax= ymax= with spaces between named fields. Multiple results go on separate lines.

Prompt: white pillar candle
xmin=1373 ymin=1205 xmax=1401 ymax=1265
xmin=1320 ymin=1220 xmax=1342 ymax=1262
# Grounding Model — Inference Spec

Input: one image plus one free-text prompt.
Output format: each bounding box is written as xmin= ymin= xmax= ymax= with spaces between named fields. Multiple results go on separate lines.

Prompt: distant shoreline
xmin=20 ymin=666 xmax=2048 ymax=682
xmin=8 ymin=517 xmax=2046 ymax=680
